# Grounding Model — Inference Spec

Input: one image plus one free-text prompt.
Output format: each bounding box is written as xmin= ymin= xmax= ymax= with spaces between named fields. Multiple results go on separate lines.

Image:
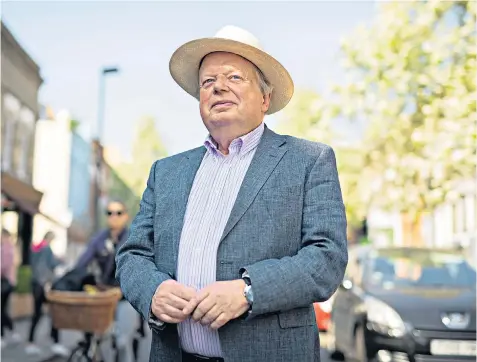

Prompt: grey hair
xmin=254 ymin=66 xmax=273 ymax=96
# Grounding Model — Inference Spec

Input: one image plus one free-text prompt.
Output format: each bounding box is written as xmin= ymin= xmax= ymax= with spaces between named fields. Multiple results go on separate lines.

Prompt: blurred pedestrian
xmin=26 ymin=231 xmax=69 ymax=357
xmin=1 ymin=228 xmax=20 ymax=348
xmin=116 ymin=25 xmax=348 ymax=362
xmin=76 ymin=199 xmax=144 ymax=362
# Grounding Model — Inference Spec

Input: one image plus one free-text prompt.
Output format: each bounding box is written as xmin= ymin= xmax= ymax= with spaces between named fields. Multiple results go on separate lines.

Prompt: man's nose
xmin=213 ymin=75 xmax=229 ymax=93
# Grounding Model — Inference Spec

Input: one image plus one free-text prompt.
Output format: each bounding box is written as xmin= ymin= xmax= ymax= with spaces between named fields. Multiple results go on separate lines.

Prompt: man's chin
xmin=207 ymin=115 xmax=237 ymax=127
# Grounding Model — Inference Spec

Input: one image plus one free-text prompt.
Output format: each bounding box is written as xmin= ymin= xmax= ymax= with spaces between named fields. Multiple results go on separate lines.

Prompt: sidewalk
xmin=1 ymin=316 xmax=83 ymax=362
xmin=1 ymin=314 xmax=152 ymax=362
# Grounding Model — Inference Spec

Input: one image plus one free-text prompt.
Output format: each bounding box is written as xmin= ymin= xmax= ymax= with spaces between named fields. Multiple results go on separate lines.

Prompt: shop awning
xmin=1 ymin=172 xmax=43 ymax=215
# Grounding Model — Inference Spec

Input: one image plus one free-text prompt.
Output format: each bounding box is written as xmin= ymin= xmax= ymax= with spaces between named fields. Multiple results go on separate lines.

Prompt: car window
xmin=364 ymin=249 xmax=476 ymax=289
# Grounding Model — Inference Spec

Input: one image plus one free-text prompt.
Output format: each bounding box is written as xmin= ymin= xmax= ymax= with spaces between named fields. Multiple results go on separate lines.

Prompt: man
xmin=77 ymin=200 xmax=144 ymax=362
xmin=27 ymin=231 xmax=68 ymax=357
xmin=116 ymin=25 xmax=348 ymax=362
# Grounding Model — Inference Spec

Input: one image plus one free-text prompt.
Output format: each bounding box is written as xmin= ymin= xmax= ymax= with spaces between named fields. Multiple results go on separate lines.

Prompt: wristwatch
xmin=242 ymin=273 xmax=254 ymax=307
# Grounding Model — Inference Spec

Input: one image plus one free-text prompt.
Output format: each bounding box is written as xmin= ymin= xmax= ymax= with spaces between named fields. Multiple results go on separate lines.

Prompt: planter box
xmin=10 ymin=292 xmax=33 ymax=319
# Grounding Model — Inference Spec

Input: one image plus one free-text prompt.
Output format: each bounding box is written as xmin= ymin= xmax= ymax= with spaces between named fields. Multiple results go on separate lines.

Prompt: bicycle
xmin=46 ymin=287 xmax=122 ymax=362
xmin=67 ymin=327 xmax=118 ymax=362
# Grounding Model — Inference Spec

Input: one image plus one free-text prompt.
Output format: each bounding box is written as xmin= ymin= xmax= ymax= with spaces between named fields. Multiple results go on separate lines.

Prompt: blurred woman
xmin=26 ymin=231 xmax=69 ymax=357
xmin=1 ymin=228 xmax=20 ymax=348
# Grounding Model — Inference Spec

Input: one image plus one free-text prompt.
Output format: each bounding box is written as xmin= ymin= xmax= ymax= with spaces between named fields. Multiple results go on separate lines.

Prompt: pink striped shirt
xmin=176 ymin=122 xmax=265 ymax=357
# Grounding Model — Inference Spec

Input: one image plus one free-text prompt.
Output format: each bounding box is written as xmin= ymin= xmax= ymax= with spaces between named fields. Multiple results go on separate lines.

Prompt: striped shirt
xmin=176 ymin=122 xmax=265 ymax=357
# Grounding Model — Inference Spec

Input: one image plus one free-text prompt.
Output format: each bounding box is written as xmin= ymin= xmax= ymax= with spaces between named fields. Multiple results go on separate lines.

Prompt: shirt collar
xmin=204 ymin=122 xmax=265 ymax=158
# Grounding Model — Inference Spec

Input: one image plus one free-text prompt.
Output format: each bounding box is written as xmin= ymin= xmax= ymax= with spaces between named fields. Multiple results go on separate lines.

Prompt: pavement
xmin=1 ymin=315 xmax=334 ymax=362
xmin=0 ymin=313 xmax=152 ymax=362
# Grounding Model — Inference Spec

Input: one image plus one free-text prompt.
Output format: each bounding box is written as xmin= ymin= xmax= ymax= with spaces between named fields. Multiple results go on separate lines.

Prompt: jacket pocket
xmin=278 ymin=307 xmax=315 ymax=329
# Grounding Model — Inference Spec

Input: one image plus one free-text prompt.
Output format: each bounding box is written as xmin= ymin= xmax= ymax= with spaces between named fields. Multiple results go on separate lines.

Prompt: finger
xmin=162 ymin=304 xmax=188 ymax=320
xmin=172 ymin=284 xmax=197 ymax=301
xmin=166 ymin=294 xmax=190 ymax=310
xmin=192 ymin=297 xmax=215 ymax=322
xmin=158 ymin=313 xmax=182 ymax=324
xmin=200 ymin=305 xmax=221 ymax=326
xmin=183 ymin=291 xmax=209 ymax=315
xmin=210 ymin=313 xmax=229 ymax=330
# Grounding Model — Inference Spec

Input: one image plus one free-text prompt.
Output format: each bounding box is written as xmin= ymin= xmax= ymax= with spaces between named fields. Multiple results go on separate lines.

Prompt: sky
xmin=2 ymin=1 xmax=377 ymax=159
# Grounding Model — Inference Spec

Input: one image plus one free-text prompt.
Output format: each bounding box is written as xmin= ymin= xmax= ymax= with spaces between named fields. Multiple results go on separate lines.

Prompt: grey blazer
xmin=116 ymin=126 xmax=348 ymax=362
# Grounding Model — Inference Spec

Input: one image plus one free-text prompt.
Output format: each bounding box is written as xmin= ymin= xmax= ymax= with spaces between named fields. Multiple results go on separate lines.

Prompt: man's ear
xmin=261 ymin=92 xmax=271 ymax=113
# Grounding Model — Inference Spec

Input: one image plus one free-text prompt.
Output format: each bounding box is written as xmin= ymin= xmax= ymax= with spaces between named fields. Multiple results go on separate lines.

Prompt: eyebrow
xmin=200 ymin=67 xmax=243 ymax=78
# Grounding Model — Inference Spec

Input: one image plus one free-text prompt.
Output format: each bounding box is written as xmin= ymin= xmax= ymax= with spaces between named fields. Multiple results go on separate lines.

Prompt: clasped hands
xmin=151 ymin=279 xmax=250 ymax=330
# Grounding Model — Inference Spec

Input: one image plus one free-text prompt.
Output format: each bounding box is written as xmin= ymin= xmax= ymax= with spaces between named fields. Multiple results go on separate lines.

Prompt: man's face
xmin=106 ymin=202 xmax=128 ymax=230
xmin=198 ymin=52 xmax=271 ymax=134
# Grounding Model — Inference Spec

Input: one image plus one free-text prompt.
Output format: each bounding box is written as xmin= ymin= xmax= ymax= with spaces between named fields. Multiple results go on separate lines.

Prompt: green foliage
xmin=15 ymin=265 xmax=32 ymax=294
xmin=278 ymin=0 xmax=476 ymax=224
xmin=116 ymin=116 xmax=167 ymax=198
xmin=331 ymin=0 xmax=477 ymax=217
xmin=70 ymin=119 xmax=80 ymax=132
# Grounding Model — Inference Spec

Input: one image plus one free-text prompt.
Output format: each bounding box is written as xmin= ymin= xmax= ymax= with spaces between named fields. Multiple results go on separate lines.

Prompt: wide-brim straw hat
xmin=169 ymin=25 xmax=294 ymax=115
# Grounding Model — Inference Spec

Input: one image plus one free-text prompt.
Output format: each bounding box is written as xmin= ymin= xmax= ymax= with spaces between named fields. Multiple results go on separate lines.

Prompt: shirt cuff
xmin=148 ymin=310 xmax=165 ymax=331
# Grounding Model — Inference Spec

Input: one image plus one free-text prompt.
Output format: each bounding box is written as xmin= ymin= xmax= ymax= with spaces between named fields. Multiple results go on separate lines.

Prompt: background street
xmin=1 ymin=312 xmax=335 ymax=362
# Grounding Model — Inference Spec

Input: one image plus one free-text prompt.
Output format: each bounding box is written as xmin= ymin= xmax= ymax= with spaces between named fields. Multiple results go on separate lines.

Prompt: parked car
xmin=329 ymin=246 xmax=476 ymax=362
xmin=314 ymin=245 xmax=369 ymax=333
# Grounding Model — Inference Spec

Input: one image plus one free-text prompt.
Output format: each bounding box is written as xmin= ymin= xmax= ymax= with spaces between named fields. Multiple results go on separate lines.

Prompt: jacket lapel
xmin=220 ymin=127 xmax=288 ymax=242
xmin=171 ymin=146 xmax=206 ymax=265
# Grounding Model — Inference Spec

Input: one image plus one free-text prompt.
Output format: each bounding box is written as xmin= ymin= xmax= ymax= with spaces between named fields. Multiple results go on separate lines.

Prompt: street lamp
xmin=93 ymin=66 xmax=120 ymax=233
xmin=97 ymin=66 xmax=119 ymax=143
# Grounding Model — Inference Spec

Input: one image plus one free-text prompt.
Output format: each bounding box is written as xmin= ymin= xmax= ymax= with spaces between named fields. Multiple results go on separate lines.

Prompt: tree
xmin=116 ymin=116 xmax=167 ymax=197
xmin=70 ymin=119 xmax=80 ymax=132
xmin=320 ymin=1 xmax=476 ymax=245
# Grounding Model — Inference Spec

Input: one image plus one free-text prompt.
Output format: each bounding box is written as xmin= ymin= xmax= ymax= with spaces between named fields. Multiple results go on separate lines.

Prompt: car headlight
xmin=365 ymin=296 xmax=406 ymax=337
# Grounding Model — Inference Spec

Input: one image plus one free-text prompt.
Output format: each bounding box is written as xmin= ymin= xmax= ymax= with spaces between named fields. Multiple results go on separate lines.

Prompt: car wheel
xmin=353 ymin=325 xmax=375 ymax=362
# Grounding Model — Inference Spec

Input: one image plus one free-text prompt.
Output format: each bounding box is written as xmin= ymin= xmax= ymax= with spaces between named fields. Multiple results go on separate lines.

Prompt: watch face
xmin=245 ymin=285 xmax=254 ymax=304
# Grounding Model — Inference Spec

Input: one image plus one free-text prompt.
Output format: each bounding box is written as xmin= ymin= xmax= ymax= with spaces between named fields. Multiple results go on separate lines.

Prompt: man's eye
xmin=230 ymin=75 xmax=243 ymax=80
xmin=202 ymin=79 xmax=214 ymax=85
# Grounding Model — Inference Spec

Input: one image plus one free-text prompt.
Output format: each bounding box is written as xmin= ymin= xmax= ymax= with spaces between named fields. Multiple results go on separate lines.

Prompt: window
xmin=16 ymin=107 xmax=35 ymax=181
xmin=2 ymin=93 xmax=20 ymax=171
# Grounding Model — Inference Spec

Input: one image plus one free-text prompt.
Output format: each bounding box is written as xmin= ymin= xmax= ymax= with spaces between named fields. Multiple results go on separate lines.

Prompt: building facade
xmin=1 ymin=22 xmax=44 ymax=265
xmin=32 ymin=109 xmax=74 ymax=256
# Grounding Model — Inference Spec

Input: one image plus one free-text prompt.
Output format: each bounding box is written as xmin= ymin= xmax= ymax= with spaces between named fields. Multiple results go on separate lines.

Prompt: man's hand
xmin=183 ymin=280 xmax=249 ymax=330
xmin=151 ymin=280 xmax=197 ymax=324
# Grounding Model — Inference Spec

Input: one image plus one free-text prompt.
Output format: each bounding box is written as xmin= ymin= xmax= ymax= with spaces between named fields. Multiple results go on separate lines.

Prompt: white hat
xmin=169 ymin=25 xmax=294 ymax=114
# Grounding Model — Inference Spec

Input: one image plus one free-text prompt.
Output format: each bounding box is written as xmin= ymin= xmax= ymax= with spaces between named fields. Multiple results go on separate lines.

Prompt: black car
xmin=328 ymin=246 xmax=476 ymax=362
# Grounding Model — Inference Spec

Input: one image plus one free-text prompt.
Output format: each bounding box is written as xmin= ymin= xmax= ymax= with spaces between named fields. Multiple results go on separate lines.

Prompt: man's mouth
xmin=212 ymin=101 xmax=235 ymax=108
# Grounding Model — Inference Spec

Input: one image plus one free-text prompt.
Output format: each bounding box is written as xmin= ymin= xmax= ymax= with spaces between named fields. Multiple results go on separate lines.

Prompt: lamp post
xmin=93 ymin=66 xmax=119 ymax=233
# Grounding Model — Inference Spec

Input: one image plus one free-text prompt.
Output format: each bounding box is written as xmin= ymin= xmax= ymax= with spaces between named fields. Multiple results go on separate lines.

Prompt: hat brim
xmin=169 ymin=37 xmax=294 ymax=115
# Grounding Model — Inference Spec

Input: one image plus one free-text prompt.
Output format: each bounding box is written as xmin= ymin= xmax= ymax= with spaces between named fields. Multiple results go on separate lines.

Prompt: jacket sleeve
xmin=241 ymin=145 xmax=348 ymax=316
xmin=76 ymin=233 xmax=103 ymax=269
xmin=115 ymin=161 xmax=172 ymax=322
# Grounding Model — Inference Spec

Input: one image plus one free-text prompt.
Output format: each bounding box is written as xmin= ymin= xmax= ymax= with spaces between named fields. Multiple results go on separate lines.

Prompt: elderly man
xmin=116 ymin=25 xmax=348 ymax=362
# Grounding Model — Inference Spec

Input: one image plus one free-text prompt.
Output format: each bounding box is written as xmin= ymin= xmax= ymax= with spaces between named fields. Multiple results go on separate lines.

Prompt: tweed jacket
xmin=116 ymin=126 xmax=348 ymax=362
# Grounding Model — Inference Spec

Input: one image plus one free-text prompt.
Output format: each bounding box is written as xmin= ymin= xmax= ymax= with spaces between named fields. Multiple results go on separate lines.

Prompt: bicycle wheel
xmin=67 ymin=344 xmax=92 ymax=362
